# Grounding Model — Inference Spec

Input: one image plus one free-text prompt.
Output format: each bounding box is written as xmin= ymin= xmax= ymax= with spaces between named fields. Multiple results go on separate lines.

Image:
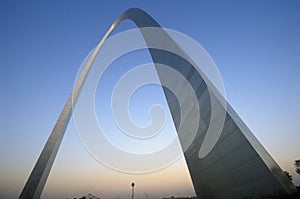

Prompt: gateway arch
xmin=19 ymin=8 xmax=297 ymax=199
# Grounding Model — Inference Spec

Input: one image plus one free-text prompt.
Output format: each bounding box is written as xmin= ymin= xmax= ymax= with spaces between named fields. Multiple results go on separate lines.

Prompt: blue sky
xmin=1 ymin=1 xmax=300 ymax=199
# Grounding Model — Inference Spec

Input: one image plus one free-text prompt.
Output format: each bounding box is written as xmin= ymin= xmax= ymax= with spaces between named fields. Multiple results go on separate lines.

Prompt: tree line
xmin=283 ymin=158 xmax=300 ymax=181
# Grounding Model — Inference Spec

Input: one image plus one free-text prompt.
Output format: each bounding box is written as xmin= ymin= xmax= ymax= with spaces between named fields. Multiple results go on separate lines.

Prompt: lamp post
xmin=131 ymin=182 xmax=135 ymax=199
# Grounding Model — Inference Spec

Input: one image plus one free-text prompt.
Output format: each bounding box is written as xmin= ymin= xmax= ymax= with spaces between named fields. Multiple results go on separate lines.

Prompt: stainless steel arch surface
xmin=19 ymin=8 xmax=297 ymax=199
xmin=19 ymin=8 xmax=177 ymax=199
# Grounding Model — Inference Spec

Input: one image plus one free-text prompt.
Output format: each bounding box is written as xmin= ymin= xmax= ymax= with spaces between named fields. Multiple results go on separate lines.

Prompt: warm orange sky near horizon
xmin=40 ymin=124 xmax=196 ymax=199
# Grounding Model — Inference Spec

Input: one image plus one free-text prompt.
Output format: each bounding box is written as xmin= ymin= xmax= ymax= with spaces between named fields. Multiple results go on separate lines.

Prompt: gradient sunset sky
xmin=1 ymin=1 xmax=300 ymax=199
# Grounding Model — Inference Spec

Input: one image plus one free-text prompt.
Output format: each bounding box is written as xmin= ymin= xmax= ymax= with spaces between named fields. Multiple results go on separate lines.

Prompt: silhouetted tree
xmin=295 ymin=159 xmax=300 ymax=175
xmin=284 ymin=171 xmax=292 ymax=181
